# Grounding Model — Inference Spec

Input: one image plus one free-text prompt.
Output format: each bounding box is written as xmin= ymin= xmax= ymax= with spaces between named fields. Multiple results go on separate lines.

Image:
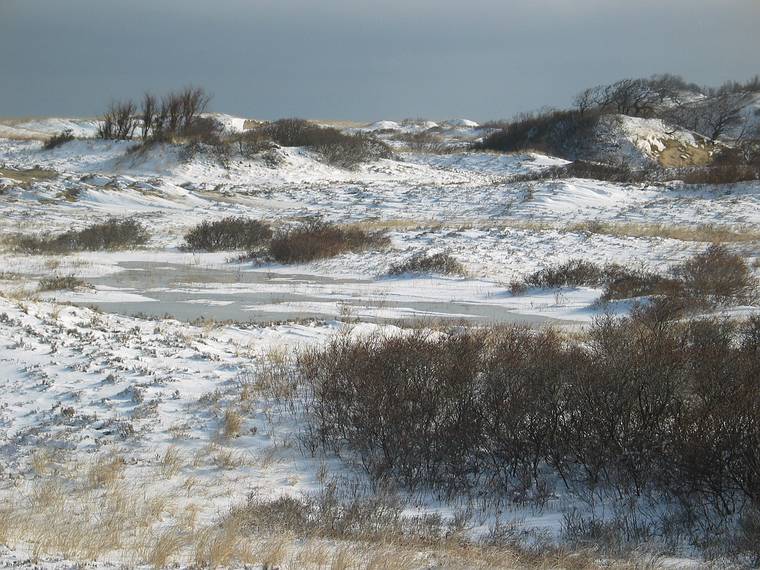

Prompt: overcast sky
xmin=1 ymin=0 xmax=759 ymax=121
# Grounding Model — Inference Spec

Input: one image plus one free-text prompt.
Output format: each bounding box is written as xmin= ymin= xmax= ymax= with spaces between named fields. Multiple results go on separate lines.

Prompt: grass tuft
xmin=38 ymin=274 xmax=91 ymax=292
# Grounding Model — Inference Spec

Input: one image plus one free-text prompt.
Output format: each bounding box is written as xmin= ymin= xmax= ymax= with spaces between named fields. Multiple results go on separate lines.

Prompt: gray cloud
xmin=1 ymin=0 xmax=758 ymax=120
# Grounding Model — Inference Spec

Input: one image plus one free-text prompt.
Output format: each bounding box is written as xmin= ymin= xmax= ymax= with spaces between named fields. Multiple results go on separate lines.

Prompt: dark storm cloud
xmin=1 ymin=0 xmax=758 ymax=120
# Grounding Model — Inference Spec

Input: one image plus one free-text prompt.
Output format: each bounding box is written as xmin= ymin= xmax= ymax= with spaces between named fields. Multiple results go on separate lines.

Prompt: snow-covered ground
xmin=0 ymin=117 xmax=758 ymax=567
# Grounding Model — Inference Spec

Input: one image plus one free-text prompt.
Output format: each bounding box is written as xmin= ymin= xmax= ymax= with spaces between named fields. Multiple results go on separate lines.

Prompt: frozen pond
xmin=64 ymin=261 xmax=567 ymax=325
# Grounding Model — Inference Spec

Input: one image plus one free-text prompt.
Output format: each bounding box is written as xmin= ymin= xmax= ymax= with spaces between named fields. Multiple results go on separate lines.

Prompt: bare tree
xmin=704 ymin=94 xmax=750 ymax=140
xmin=601 ymin=79 xmax=663 ymax=117
xmin=179 ymin=86 xmax=211 ymax=132
xmin=140 ymin=92 xmax=158 ymax=140
xmin=114 ymin=100 xmax=137 ymax=140
xmin=647 ymin=73 xmax=699 ymax=102
xmin=731 ymin=118 xmax=760 ymax=165
xmin=97 ymin=99 xmax=137 ymax=140
xmin=162 ymin=92 xmax=183 ymax=137
xmin=666 ymin=93 xmax=750 ymax=141
xmin=97 ymin=111 xmax=114 ymax=140
xmin=573 ymin=88 xmax=596 ymax=117
xmin=96 ymin=87 xmax=212 ymax=142
xmin=714 ymin=75 xmax=760 ymax=97
xmin=153 ymin=98 xmax=168 ymax=140
xmin=579 ymin=76 xmax=689 ymax=119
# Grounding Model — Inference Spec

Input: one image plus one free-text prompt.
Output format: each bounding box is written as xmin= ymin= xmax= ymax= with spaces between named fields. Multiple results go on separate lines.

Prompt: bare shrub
xmin=680 ymin=163 xmax=760 ymax=184
xmin=315 ymin=133 xmax=393 ymax=168
xmin=561 ymin=509 xmax=653 ymax=554
xmin=510 ymin=160 xmax=657 ymax=184
xmin=154 ymin=86 xmax=211 ymax=140
xmin=298 ymin=313 xmax=760 ymax=546
xmin=514 ymin=247 xmax=755 ymax=308
xmin=153 ymin=93 xmax=174 ymax=138
xmin=38 ymin=275 xmax=91 ymax=292
xmin=101 ymin=86 xmax=211 ymax=142
xmin=10 ymin=218 xmax=149 ymax=254
xmin=474 ymin=110 xmax=599 ymax=158
xmin=672 ymin=244 xmax=756 ymax=305
xmin=582 ymin=77 xmax=679 ymax=118
xmin=181 ymin=115 xmax=224 ymax=145
xmin=229 ymin=129 xmax=278 ymax=158
xmin=522 ymin=258 xmax=609 ymax=288
xmin=43 ymin=129 xmax=75 ymax=150
xmin=179 ymin=86 xmax=211 ymax=133
xmin=388 ymin=252 xmax=466 ymax=276
xmin=737 ymin=508 xmax=760 ymax=564
xmin=299 ymin=331 xmax=485 ymax=490
xmin=510 ymin=158 xmax=757 ymax=186
xmin=601 ymin=269 xmax=678 ymax=302
xmin=392 ymin=131 xmax=449 ymax=154
xmin=254 ymin=119 xmax=393 ymax=167
xmin=257 ymin=118 xmax=338 ymax=147
xmin=98 ymin=100 xmax=137 ymax=140
xmin=182 ymin=217 xmax=272 ymax=252
xmin=139 ymin=92 xmax=158 ymax=140
xmin=665 ymin=92 xmax=752 ymax=141
xmin=268 ymin=221 xmax=389 ymax=263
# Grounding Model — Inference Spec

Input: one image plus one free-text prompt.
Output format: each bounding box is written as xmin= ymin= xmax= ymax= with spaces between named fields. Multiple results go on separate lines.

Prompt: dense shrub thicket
xmin=299 ymin=310 xmax=760 ymax=544
xmin=182 ymin=217 xmax=272 ymax=251
xmin=10 ymin=218 xmax=149 ymax=253
xmin=252 ymin=118 xmax=393 ymax=168
xmin=391 ymin=130 xmax=449 ymax=154
xmin=475 ymin=110 xmax=599 ymax=157
xmin=268 ymin=221 xmax=389 ymax=263
xmin=512 ymin=245 xmax=756 ymax=309
xmin=256 ymin=119 xmax=346 ymax=148
xmin=509 ymin=159 xmax=760 ymax=186
xmin=672 ymin=244 xmax=756 ymax=304
xmin=515 ymin=258 xmax=680 ymax=303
